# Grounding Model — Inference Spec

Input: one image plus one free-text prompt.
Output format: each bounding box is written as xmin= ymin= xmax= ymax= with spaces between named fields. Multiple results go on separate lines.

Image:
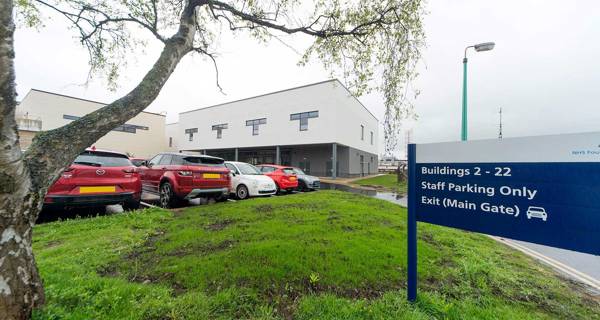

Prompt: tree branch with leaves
xmin=0 ymin=0 xmax=424 ymax=318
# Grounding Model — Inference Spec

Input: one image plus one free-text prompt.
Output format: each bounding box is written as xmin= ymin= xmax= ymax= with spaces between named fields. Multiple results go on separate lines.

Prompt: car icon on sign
xmin=526 ymin=206 xmax=548 ymax=221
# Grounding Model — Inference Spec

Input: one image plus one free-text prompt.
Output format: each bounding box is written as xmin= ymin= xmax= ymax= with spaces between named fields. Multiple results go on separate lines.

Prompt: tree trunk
xmin=1 ymin=1 xmax=46 ymax=318
xmin=1 ymin=1 xmax=198 ymax=318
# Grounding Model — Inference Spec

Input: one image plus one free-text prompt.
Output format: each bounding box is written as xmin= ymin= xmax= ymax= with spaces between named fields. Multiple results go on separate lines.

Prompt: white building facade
xmin=174 ymin=80 xmax=379 ymax=178
xmin=16 ymin=89 xmax=167 ymax=158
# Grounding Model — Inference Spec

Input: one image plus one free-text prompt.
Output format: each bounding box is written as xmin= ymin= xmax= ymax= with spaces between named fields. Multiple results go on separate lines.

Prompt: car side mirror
xmin=145 ymin=161 xmax=152 ymax=168
xmin=230 ymin=171 xmax=236 ymax=176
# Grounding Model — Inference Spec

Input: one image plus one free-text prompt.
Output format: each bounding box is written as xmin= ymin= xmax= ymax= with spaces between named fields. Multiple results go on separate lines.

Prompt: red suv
xmin=256 ymin=164 xmax=298 ymax=194
xmin=44 ymin=148 xmax=142 ymax=210
xmin=140 ymin=153 xmax=230 ymax=208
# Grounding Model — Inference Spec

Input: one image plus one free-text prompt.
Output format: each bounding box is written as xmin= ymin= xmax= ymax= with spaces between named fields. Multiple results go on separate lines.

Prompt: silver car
xmin=292 ymin=168 xmax=320 ymax=191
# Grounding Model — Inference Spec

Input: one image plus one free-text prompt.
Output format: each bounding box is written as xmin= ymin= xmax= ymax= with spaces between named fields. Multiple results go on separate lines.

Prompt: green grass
xmin=32 ymin=191 xmax=599 ymax=319
xmin=353 ymin=174 xmax=408 ymax=194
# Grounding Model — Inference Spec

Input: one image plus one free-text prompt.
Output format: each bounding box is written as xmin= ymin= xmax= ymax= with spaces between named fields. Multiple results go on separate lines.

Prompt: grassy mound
xmin=352 ymin=174 xmax=407 ymax=193
xmin=32 ymin=191 xmax=599 ymax=319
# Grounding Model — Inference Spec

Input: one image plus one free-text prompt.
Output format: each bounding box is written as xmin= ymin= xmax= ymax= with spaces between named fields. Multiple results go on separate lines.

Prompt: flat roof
xmin=26 ymin=89 xmax=166 ymax=117
xmin=179 ymin=79 xmax=379 ymax=122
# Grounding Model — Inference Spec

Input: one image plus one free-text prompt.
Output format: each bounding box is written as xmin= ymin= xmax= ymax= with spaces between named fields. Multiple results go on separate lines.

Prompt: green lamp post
xmin=462 ymin=42 xmax=495 ymax=141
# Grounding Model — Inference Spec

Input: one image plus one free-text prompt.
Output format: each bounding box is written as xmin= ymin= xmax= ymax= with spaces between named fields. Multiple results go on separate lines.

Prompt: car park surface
xmin=224 ymin=161 xmax=277 ymax=199
xmin=256 ymin=164 xmax=299 ymax=193
xmin=139 ymin=153 xmax=230 ymax=208
xmin=44 ymin=148 xmax=142 ymax=210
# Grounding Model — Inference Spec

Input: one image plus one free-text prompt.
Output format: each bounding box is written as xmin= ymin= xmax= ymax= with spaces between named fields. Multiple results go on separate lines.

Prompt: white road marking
xmin=490 ymin=236 xmax=600 ymax=291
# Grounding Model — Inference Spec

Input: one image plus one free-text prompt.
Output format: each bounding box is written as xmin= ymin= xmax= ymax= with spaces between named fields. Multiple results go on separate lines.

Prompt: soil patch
xmin=205 ymin=219 xmax=235 ymax=231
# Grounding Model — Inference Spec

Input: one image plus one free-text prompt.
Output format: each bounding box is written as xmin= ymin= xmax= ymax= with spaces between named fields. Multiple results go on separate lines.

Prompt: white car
xmin=224 ymin=161 xmax=277 ymax=199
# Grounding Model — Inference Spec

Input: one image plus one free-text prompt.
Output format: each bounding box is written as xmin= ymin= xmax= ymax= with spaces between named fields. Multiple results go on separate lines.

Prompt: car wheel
xmin=123 ymin=199 xmax=141 ymax=211
xmin=159 ymin=182 xmax=180 ymax=208
xmin=215 ymin=193 xmax=229 ymax=202
xmin=275 ymin=183 xmax=281 ymax=195
xmin=236 ymin=185 xmax=249 ymax=200
xmin=298 ymin=180 xmax=307 ymax=192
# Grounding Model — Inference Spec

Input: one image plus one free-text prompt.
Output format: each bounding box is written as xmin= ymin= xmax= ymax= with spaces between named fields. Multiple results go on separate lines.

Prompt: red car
xmin=256 ymin=164 xmax=298 ymax=194
xmin=44 ymin=148 xmax=142 ymax=210
xmin=140 ymin=153 xmax=230 ymax=208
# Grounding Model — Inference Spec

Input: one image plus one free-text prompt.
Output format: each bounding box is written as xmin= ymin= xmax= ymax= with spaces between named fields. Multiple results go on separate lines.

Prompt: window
xmin=246 ymin=118 xmax=267 ymax=135
xmin=159 ymin=154 xmax=173 ymax=165
xmin=370 ymin=131 xmax=373 ymax=145
xmin=298 ymin=161 xmax=311 ymax=174
xmin=73 ymin=151 xmax=132 ymax=167
xmin=260 ymin=166 xmax=276 ymax=173
xmin=225 ymin=163 xmax=239 ymax=174
xmin=182 ymin=156 xmax=225 ymax=167
xmin=290 ymin=111 xmax=318 ymax=131
xmin=148 ymin=154 xmax=163 ymax=167
xmin=212 ymin=123 xmax=228 ymax=139
xmin=169 ymin=137 xmax=173 ymax=147
xmin=361 ymin=125 xmax=364 ymax=140
xmin=282 ymin=168 xmax=295 ymax=175
xmin=63 ymin=114 xmax=80 ymax=121
xmin=237 ymin=163 xmax=262 ymax=175
xmin=185 ymin=128 xmax=198 ymax=141
xmin=63 ymin=114 xmax=149 ymax=134
xmin=170 ymin=155 xmax=184 ymax=165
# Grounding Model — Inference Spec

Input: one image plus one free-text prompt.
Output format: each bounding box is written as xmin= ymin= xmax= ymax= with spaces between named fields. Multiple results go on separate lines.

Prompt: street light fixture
xmin=461 ymin=41 xmax=495 ymax=141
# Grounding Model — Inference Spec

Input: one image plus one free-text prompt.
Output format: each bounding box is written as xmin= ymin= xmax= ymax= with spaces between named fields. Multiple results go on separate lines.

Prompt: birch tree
xmin=0 ymin=0 xmax=424 ymax=318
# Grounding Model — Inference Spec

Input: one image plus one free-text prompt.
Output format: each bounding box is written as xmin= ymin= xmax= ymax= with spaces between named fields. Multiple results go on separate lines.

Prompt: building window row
xmin=360 ymin=124 xmax=374 ymax=145
xmin=246 ymin=118 xmax=267 ymax=136
xmin=184 ymin=111 xmax=321 ymax=141
xmin=63 ymin=114 xmax=149 ymax=134
xmin=290 ymin=111 xmax=319 ymax=131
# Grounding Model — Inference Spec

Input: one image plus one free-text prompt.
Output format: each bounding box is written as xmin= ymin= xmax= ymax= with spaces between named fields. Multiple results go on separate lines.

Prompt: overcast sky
xmin=14 ymin=1 xmax=600 ymax=158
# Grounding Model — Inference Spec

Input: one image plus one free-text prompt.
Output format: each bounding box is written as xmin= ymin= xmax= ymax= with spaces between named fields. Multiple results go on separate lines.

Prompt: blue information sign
xmin=406 ymin=132 xmax=600 ymax=301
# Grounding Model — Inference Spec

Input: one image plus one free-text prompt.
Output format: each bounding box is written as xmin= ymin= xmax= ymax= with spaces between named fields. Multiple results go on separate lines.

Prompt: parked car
xmin=256 ymin=164 xmax=298 ymax=194
xmin=291 ymin=168 xmax=320 ymax=191
xmin=44 ymin=148 xmax=141 ymax=210
xmin=130 ymin=157 xmax=147 ymax=167
xmin=140 ymin=153 xmax=230 ymax=208
xmin=224 ymin=161 xmax=277 ymax=199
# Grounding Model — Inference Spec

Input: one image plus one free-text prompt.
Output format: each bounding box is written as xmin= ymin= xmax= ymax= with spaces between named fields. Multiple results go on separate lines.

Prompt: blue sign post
xmin=406 ymin=132 xmax=600 ymax=302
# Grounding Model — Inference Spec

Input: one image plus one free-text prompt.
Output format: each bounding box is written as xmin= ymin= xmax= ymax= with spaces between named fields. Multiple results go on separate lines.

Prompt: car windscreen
xmin=237 ymin=163 xmax=262 ymax=175
xmin=73 ymin=151 xmax=132 ymax=167
xmin=293 ymin=168 xmax=305 ymax=175
xmin=182 ymin=156 xmax=225 ymax=167
xmin=283 ymin=168 xmax=295 ymax=175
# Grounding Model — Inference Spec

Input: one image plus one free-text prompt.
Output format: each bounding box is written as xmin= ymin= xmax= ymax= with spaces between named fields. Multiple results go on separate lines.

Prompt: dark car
xmin=139 ymin=153 xmax=230 ymax=208
xmin=44 ymin=148 xmax=142 ymax=210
